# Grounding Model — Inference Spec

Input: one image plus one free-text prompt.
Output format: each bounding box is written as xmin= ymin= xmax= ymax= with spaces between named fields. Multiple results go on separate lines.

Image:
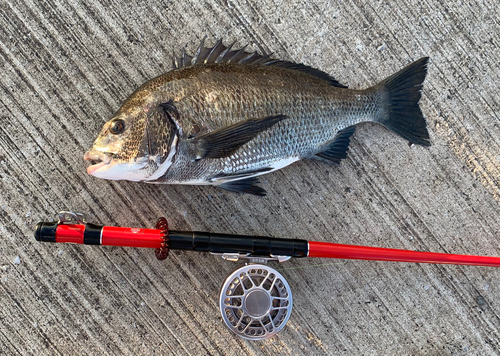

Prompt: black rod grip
xmin=169 ymin=231 xmax=308 ymax=257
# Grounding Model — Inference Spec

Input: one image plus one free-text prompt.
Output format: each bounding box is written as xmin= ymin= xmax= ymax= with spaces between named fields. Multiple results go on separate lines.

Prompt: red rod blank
xmin=308 ymin=241 xmax=500 ymax=267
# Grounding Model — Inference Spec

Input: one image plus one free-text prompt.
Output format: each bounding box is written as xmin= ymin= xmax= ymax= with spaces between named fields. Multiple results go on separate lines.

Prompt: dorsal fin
xmin=173 ymin=38 xmax=347 ymax=88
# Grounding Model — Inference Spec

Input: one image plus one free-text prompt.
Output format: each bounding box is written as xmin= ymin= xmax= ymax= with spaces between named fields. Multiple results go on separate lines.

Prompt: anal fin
xmin=315 ymin=126 xmax=356 ymax=165
xmin=218 ymin=177 xmax=267 ymax=196
xmin=194 ymin=115 xmax=286 ymax=159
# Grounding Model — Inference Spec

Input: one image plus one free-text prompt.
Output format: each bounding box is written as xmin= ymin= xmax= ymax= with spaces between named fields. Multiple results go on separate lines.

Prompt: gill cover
xmin=143 ymin=102 xmax=179 ymax=180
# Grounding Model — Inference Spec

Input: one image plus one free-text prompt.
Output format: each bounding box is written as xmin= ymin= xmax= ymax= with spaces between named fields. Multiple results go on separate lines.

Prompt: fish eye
xmin=109 ymin=119 xmax=125 ymax=135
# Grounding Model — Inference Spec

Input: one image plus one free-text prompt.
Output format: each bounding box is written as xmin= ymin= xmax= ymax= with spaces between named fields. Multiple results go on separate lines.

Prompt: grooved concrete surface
xmin=1 ymin=0 xmax=500 ymax=355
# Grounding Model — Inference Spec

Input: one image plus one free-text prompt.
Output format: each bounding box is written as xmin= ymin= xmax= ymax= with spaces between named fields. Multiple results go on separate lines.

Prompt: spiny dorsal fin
xmin=173 ymin=38 xmax=347 ymax=88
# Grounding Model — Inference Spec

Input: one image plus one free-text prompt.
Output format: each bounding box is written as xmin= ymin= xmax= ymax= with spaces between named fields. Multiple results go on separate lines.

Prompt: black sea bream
xmin=84 ymin=39 xmax=430 ymax=196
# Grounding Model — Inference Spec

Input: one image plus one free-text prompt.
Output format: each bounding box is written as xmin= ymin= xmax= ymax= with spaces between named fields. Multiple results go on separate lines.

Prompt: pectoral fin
xmin=193 ymin=115 xmax=287 ymax=159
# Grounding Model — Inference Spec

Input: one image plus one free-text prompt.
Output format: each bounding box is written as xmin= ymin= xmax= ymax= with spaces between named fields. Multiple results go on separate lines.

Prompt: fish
xmin=84 ymin=39 xmax=430 ymax=196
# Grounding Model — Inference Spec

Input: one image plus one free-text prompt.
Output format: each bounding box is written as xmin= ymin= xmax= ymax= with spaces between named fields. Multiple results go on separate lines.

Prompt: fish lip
xmin=84 ymin=151 xmax=113 ymax=175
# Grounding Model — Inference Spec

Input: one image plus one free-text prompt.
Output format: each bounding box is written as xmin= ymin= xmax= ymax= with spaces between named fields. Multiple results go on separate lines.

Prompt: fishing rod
xmin=35 ymin=212 xmax=500 ymax=340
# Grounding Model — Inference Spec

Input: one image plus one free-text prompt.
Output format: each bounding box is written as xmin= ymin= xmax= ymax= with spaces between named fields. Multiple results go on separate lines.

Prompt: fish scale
xmin=162 ymin=66 xmax=380 ymax=178
xmin=167 ymin=68 xmax=371 ymax=168
xmin=84 ymin=40 xmax=430 ymax=196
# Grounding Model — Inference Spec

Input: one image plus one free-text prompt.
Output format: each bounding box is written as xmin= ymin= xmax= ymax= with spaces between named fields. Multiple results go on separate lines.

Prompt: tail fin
xmin=376 ymin=57 xmax=430 ymax=146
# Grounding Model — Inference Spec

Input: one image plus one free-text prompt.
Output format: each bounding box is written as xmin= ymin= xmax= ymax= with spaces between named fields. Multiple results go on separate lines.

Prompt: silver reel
xmin=219 ymin=263 xmax=293 ymax=340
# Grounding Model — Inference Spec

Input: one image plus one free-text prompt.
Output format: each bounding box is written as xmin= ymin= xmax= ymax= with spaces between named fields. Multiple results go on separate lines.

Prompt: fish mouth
xmin=84 ymin=151 xmax=113 ymax=175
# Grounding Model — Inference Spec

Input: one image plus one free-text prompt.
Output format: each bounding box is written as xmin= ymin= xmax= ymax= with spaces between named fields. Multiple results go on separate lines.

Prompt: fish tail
xmin=375 ymin=57 xmax=430 ymax=146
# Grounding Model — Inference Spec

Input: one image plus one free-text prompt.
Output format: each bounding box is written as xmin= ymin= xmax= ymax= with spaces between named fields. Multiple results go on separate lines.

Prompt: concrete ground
xmin=1 ymin=0 xmax=500 ymax=354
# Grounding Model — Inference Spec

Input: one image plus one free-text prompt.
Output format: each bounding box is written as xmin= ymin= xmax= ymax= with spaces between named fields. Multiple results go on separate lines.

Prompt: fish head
xmin=84 ymin=103 xmax=179 ymax=182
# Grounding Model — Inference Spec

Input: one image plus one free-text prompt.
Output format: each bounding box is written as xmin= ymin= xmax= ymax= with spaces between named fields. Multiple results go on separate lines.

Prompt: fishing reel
xmin=36 ymin=212 xmax=500 ymax=341
xmin=215 ymin=254 xmax=293 ymax=340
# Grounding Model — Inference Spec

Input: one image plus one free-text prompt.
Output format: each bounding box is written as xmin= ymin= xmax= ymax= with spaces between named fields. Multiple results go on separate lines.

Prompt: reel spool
xmin=219 ymin=264 xmax=293 ymax=340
